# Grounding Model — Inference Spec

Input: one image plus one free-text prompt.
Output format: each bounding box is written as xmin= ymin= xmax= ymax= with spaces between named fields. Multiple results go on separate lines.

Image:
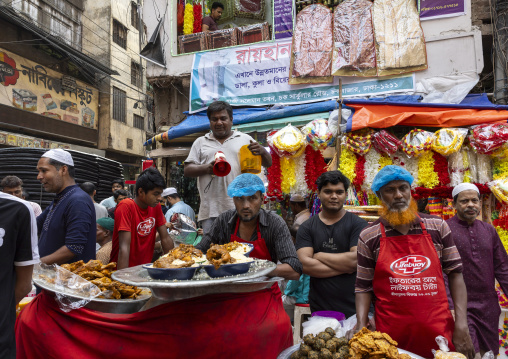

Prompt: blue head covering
xmin=227 ymin=173 xmax=266 ymax=198
xmin=371 ymin=165 xmax=414 ymax=193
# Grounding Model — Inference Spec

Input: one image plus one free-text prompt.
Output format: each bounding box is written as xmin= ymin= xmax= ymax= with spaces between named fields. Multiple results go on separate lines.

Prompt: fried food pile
xmin=291 ymin=327 xmax=349 ymax=359
xmin=153 ymin=244 xmax=204 ymax=268
xmin=60 ymin=259 xmax=143 ymax=300
xmin=434 ymin=351 xmax=466 ymax=359
xmin=207 ymin=244 xmax=235 ymax=269
xmin=349 ymin=328 xmax=411 ymax=359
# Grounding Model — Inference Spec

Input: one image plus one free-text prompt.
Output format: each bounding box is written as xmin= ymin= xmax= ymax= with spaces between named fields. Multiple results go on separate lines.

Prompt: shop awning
xmin=144 ymin=94 xmax=508 ymax=146
xmin=233 ymin=112 xmax=329 ymax=133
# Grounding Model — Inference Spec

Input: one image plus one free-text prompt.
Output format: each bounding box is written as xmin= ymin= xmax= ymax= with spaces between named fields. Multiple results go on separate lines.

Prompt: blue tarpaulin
xmin=144 ymin=94 xmax=508 ymax=145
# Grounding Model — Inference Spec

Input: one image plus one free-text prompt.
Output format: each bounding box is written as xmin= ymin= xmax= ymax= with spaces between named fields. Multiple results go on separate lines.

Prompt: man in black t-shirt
xmin=0 ymin=192 xmax=39 ymax=358
xmin=296 ymin=171 xmax=367 ymax=317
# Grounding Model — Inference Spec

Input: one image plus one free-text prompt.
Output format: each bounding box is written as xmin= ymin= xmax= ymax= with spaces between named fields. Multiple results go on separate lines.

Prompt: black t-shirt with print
xmin=296 ymin=212 xmax=368 ymax=317
xmin=0 ymin=196 xmax=34 ymax=358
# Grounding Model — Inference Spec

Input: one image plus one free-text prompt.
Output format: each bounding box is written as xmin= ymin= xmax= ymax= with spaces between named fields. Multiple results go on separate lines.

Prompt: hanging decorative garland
xmin=432 ymin=151 xmax=450 ymax=186
xmin=183 ymin=3 xmax=194 ymax=35
xmin=338 ymin=146 xmax=357 ymax=183
xmin=280 ymin=157 xmax=296 ymax=194
xmin=266 ymin=149 xmax=282 ymax=199
xmin=362 ymin=149 xmax=381 ymax=191
xmin=291 ymin=152 xmax=309 ymax=195
xmin=353 ymin=154 xmax=366 ymax=192
xmin=417 ymin=151 xmax=439 ymax=189
xmin=305 ymin=146 xmax=327 ymax=192
xmin=193 ymin=3 xmax=202 ymax=33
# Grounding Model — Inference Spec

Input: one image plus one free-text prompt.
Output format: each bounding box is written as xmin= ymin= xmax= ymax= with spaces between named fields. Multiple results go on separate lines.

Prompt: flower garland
xmin=353 ymin=154 xmax=366 ymax=192
xmin=497 ymin=227 xmax=508 ymax=253
xmin=417 ymin=151 xmax=439 ymax=189
xmin=448 ymin=150 xmax=464 ymax=186
xmin=432 ymin=151 xmax=450 ymax=186
xmin=493 ymin=155 xmax=508 ymax=181
xmin=280 ymin=157 xmax=296 ymax=194
xmin=193 ymin=3 xmax=202 ymax=33
xmin=362 ymin=149 xmax=381 ymax=191
xmin=378 ymin=153 xmax=393 ymax=170
xmin=305 ymin=146 xmax=327 ymax=192
xmin=477 ymin=153 xmax=492 ymax=184
xmin=266 ymin=149 xmax=282 ymax=199
xmin=339 ymin=146 xmax=357 ymax=184
xmin=183 ymin=3 xmax=194 ymax=35
xmin=291 ymin=152 xmax=309 ymax=195
xmin=411 ymin=183 xmax=490 ymax=200
xmin=463 ymin=149 xmax=472 ymax=183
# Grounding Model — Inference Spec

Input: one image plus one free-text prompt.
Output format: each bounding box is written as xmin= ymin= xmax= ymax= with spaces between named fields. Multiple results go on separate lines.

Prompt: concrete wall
xmin=83 ymin=0 xmax=148 ymax=158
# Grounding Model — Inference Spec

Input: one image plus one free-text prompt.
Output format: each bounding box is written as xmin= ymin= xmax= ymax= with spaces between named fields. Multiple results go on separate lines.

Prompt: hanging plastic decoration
xmin=402 ymin=129 xmax=433 ymax=157
xmin=301 ymin=118 xmax=334 ymax=150
xmin=183 ymin=3 xmax=194 ymax=35
xmin=431 ymin=128 xmax=468 ymax=156
xmin=469 ymin=123 xmax=508 ymax=154
xmin=193 ymin=3 xmax=203 ymax=33
xmin=344 ymin=128 xmax=374 ymax=155
xmin=372 ymin=130 xmax=401 ymax=155
xmin=270 ymin=125 xmax=306 ymax=157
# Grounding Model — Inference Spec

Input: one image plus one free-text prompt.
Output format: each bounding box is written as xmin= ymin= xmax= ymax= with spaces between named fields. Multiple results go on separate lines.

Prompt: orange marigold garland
xmin=305 ymin=145 xmax=327 ymax=192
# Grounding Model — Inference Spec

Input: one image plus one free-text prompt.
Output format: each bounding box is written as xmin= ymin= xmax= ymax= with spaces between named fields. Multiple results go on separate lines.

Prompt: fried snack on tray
xmin=293 ymin=328 xmax=351 ymax=359
xmin=434 ymin=351 xmax=466 ymax=359
xmin=56 ymin=259 xmax=142 ymax=300
xmin=349 ymin=328 xmax=408 ymax=359
xmin=153 ymin=244 xmax=204 ymax=268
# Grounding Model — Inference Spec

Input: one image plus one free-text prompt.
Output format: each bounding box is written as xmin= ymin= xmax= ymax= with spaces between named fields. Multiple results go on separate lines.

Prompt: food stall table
xmin=16 ymin=284 xmax=292 ymax=359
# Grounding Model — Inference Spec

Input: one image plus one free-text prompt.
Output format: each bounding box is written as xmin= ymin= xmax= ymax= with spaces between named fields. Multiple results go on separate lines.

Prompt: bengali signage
xmin=190 ymin=40 xmax=414 ymax=113
xmin=0 ymin=48 xmax=99 ymax=129
xmin=419 ymin=0 xmax=465 ymax=20
xmin=273 ymin=0 xmax=293 ymax=40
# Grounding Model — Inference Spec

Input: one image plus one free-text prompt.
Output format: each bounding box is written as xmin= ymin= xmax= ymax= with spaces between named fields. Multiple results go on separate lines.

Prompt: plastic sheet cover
xmin=372 ymin=0 xmax=427 ymax=76
xmin=34 ymin=263 xmax=102 ymax=312
xmin=235 ymin=0 xmax=265 ymax=19
xmin=290 ymin=4 xmax=333 ymax=85
xmin=168 ymin=213 xmax=200 ymax=246
xmin=332 ymin=0 xmax=376 ymax=77
xmin=237 ymin=22 xmax=270 ymax=45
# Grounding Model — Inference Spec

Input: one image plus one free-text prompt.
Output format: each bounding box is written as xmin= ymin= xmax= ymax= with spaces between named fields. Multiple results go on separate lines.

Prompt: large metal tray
xmin=277 ymin=345 xmax=424 ymax=359
xmin=33 ymin=277 xmax=151 ymax=314
xmin=112 ymin=259 xmax=278 ymax=301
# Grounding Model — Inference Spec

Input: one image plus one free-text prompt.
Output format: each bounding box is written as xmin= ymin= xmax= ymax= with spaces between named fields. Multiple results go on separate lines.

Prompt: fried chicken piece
xmin=90 ymin=277 xmax=113 ymax=287
xmin=206 ymin=245 xmax=234 ymax=269
xmin=100 ymin=262 xmax=116 ymax=271
xmin=80 ymin=271 xmax=105 ymax=280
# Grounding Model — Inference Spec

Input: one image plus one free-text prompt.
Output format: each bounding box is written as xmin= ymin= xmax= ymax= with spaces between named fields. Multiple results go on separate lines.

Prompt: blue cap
xmin=227 ymin=173 xmax=266 ymax=198
xmin=371 ymin=165 xmax=414 ymax=193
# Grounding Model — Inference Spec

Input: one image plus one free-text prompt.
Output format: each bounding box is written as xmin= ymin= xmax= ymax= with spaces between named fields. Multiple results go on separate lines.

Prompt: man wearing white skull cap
xmin=36 ymin=149 xmax=96 ymax=265
xmin=446 ymin=183 xmax=508 ymax=356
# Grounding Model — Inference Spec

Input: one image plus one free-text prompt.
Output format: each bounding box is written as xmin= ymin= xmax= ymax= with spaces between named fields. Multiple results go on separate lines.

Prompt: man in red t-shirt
xmin=110 ymin=168 xmax=173 ymax=269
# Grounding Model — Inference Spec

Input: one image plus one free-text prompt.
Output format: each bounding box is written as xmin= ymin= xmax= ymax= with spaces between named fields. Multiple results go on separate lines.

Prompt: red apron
xmin=231 ymin=217 xmax=272 ymax=261
xmin=373 ymin=220 xmax=455 ymax=358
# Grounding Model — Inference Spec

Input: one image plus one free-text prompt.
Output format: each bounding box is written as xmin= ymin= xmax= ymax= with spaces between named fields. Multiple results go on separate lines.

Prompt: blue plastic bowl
xmin=142 ymin=264 xmax=198 ymax=281
xmin=243 ymin=243 xmax=254 ymax=257
xmin=203 ymin=261 xmax=253 ymax=278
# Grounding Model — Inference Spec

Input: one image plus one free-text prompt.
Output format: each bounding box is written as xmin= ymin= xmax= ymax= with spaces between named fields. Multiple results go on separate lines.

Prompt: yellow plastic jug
xmin=239 ymin=144 xmax=262 ymax=174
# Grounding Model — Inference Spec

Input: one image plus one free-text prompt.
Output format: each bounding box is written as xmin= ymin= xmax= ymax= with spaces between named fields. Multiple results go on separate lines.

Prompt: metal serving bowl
xmin=142 ymin=264 xmax=199 ymax=280
xmin=202 ymin=261 xmax=253 ymax=278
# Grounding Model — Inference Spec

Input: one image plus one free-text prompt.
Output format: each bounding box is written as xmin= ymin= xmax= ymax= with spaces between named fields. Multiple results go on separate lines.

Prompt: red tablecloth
xmin=16 ymin=285 xmax=292 ymax=359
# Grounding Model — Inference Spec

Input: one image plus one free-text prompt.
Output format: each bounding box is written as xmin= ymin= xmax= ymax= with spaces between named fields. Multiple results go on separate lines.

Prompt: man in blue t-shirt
xmin=163 ymin=187 xmax=196 ymax=227
xmin=36 ymin=149 xmax=96 ymax=265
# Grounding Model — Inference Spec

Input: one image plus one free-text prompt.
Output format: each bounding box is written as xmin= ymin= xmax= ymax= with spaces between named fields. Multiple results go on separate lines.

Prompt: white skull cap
xmin=41 ymin=149 xmax=74 ymax=166
xmin=452 ymin=183 xmax=479 ymax=198
xmin=162 ymin=187 xmax=177 ymax=197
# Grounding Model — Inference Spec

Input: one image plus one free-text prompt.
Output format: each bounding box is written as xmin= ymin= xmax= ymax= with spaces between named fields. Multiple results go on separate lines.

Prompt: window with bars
xmin=131 ymin=2 xmax=139 ymax=28
xmin=131 ymin=61 xmax=142 ymax=88
xmin=112 ymin=87 xmax=126 ymax=123
xmin=113 ymin=19 xmax=127 ymax=49
xmin=133 ymin=114 xmax=145 ymax=130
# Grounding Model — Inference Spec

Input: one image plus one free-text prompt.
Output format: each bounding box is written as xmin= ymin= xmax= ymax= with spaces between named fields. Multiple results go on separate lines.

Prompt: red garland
xmin=193 ymin=4 xmax=202 ymax=33
xmin=353 ymin=153 xmax=366 ymax=192
xmin=304 ymin=145 xmax=327 ymax=192
xmin=267 ymin=148 xmax=282 ymax=199
xmin=412 ymin=183 xmax=490 ymax=200
xmin=432 ymin=151 xmax=450 ymax=186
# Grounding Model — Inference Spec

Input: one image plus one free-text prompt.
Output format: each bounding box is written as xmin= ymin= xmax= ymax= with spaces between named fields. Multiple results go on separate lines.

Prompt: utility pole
xmin=493 ymin=0 xmax=508 ymax=104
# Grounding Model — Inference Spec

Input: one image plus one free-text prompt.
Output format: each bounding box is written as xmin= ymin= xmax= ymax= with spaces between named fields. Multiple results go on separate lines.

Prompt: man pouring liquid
xmin=354 ymin=166 xmax=475 ymax=359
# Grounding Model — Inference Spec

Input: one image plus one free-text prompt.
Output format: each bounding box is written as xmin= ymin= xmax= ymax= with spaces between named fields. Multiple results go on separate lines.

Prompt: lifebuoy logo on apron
xmin=137 ymin=218 xmax=155 ymax=236
xmin=390 ymin=255 xmax=431 ymax=276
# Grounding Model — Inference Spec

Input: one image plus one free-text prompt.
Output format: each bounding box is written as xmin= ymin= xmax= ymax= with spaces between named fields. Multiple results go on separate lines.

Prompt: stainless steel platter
xmin=112 ymin=259 xmax=278 ymax=302
xmin=277 ymin=345 xmax=424 ymax=359
xmin=33 ymin=277 xmax=151 ymax=314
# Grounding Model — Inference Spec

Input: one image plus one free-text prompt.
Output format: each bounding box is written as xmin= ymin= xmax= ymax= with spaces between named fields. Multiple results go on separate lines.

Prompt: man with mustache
xmin=184 ymin=101 xmax=271 ymax=235
xmin=446 ymin=183 xmax=508 ymax=357
xmin=355 ymin=166 xmax=474 ymax=359
xmin=196 ymin=173 xmax=301 ymax=280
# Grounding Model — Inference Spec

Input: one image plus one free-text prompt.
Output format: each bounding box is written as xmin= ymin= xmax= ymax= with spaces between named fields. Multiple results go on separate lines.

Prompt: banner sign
xmin=273 ymin=0 xmax=293 ymax=40
xmin=190 ymin=41 xmax=415 ymax=113
xmin=0 ymin=48 xmax=99 ymax=129
xmin=420 ymin=0 xmax=465 ymax=20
